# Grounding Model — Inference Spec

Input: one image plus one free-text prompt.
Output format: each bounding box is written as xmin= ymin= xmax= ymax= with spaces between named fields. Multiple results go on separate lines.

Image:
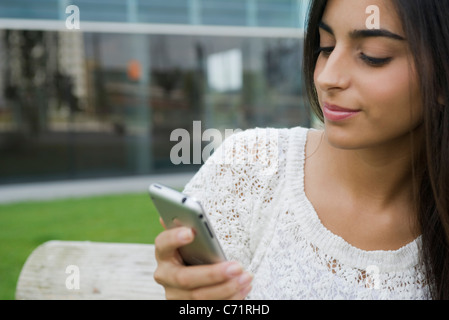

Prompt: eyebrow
xmin=319 ymin=21 xmax=406 ymax=41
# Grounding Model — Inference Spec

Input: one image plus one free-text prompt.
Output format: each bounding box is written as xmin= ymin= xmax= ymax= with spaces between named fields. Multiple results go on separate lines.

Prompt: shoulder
xmin=230 ymin=125 xmax=309 ymax=142
xmin=209 ymin=126 xmax=309 ymax=162
xmin=203 ymin=126 xmax=309 ymax=179
xmin=183 ymin=125 xmax=312 ymax=193
xmin=183 ymin=125 xmax=311 ymax=200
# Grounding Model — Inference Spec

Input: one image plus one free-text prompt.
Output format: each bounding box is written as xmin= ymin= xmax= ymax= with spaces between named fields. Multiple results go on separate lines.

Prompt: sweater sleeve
xmin=182 ymin=127 xmax=285 ymax=268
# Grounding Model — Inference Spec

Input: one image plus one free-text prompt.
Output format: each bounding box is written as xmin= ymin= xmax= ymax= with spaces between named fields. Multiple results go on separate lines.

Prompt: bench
xmin=15 ymin=240 xmax=166 ymax=300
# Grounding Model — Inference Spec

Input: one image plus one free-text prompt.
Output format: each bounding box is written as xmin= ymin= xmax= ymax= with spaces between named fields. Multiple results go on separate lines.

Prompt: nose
xmin=315 ymin=46 xmax=350 ymax=92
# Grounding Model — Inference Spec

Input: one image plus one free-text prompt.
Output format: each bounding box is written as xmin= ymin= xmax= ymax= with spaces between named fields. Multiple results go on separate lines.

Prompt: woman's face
xmin=314 ymin=0 xmax=423 ymax=150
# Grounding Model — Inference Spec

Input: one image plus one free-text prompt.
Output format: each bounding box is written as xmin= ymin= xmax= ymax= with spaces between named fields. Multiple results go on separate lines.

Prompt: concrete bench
xmin=15 ymin=240 xmax=166 ymax=300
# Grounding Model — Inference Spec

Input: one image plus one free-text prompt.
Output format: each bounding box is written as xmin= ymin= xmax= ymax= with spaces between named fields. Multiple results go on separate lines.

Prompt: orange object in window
xmin=127 ymin=59 xmax=141 ymax=81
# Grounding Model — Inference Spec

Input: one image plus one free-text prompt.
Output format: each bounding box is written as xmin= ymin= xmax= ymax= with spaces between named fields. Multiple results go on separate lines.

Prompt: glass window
xmin=0 ymin=0 xmax=59 ymax=20
xmin=0 ymin=1 xmax=311 ymax=185
xmin=201 ymin=0 xmax=247 ymax=26
xmin=73 ymin=0 xmax=129 ymax=23
xmin=138 ymin=0 xmax=190 ymax=24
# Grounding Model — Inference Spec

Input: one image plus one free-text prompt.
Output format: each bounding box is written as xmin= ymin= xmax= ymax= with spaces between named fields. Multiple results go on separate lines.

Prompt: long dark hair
xmin=303 ymin=0 xmax=449 ymax=299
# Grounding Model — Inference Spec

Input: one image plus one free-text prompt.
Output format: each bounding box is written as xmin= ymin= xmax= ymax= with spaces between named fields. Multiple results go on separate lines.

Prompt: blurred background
xmin=0 ymin=0 xmax=312 ymax=187
xmin=0 ymin=0 xmax=313 ymax=299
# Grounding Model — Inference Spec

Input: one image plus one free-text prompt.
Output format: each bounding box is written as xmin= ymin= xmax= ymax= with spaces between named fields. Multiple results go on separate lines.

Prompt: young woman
xmin=153 ymin=0 xmax=449 ymax=300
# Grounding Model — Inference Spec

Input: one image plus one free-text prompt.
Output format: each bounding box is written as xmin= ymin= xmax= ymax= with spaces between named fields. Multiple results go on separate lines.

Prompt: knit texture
xmin=183 ymin=126 xmax=430 ymax=300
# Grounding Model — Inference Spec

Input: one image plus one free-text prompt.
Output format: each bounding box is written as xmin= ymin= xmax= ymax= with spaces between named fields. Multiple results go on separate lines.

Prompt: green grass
xmin=0 ymin=192 xmax=164 ymax=300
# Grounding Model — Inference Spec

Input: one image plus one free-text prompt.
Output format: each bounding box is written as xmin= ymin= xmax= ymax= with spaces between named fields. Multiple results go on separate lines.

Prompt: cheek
xmin=359 ymin=65 xmax=422 ymax=123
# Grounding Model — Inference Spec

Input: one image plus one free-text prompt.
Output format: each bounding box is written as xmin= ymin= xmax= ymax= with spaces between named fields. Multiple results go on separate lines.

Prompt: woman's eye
xmin=359 ymin=53 xmax=392 ymax=67
xmin=316 ymin=46 xmax=334 ymax=56
xmin=316 ymin=46 xmax=392 ymax=67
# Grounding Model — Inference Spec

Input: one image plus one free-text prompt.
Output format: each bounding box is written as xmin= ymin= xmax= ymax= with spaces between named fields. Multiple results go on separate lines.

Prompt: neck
xmin=324 ymin=126 xmax=424 ymax=210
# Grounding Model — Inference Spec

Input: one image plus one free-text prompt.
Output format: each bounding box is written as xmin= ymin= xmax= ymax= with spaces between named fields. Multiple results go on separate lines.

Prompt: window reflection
xmin=207 ymin=49 xmax=242 ymax=92
xmin=0 ymin=30 xmax=309 ymax=184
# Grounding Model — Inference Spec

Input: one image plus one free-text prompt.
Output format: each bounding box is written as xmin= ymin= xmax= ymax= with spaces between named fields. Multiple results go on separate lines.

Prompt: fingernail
xmin=178 ymin=228 xmax=193 ymax=242
xmin=238 ymin=272 xmax=253 ymax=286
xmin=225 ymin=263 xmax=243 ymax=277
xmin=240 ymin=284 xmax=252 ymax=297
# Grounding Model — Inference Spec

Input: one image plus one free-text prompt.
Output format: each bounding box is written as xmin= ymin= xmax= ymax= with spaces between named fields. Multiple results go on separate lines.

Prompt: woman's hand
xmin=153 ymin=223 xmax=253 ymax=300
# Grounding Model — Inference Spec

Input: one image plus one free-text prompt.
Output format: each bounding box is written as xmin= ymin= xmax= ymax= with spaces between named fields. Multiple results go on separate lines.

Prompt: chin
xmin=323 ymin=124 xmax=369 ymax=150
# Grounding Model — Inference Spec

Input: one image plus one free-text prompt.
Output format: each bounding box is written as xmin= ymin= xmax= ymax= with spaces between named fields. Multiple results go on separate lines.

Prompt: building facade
xmin=0 ymin=0 xmax=311 ymax=184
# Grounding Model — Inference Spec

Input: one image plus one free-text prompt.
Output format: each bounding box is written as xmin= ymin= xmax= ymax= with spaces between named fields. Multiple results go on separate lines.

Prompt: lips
xmin=322 ymin=102 xmax=361 ymax=121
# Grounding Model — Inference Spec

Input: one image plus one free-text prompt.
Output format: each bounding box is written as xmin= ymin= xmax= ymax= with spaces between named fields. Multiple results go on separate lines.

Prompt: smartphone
xmin=148 ymin=183 xmax=227 ymax=265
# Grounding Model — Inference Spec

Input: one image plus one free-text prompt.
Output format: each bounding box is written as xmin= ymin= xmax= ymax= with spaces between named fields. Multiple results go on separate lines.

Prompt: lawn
xmin=0 ymin=192 xmax=164 ymax=300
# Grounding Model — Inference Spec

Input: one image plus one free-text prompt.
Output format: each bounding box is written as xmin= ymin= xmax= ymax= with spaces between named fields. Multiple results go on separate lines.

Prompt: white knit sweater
xmin=183 ymin=126 xmax=430 ymax=300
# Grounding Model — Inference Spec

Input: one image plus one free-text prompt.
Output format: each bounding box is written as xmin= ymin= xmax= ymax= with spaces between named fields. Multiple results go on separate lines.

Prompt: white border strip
xmin=0 ymin=18 xmax=303 ymax=38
